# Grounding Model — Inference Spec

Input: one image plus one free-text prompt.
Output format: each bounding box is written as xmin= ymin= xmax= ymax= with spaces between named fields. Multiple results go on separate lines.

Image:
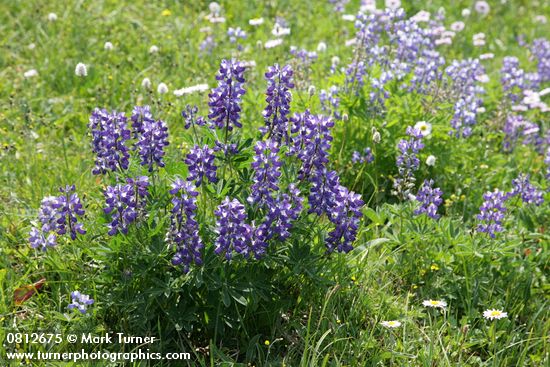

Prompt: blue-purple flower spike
xmin=248 ymin=140 xmax=282 ymax=206
xmin=166 ymin=179 xmax=203 ymax=273
xmin=185 ymin=145 xmax=217 ymax=186
xmin=136 ymin=118 xmax=169 ymax=172
xmin=326 ymin=185 xmax=363 ymax=253
xmin=414 ymin=179 xmax=443 ymax=219
xmin=261 ymin=64 xmax=294 ymax=144
xmin=103 ymin=177 xmax=149 ymax=235
xmin=89 ymin=108 xmax=131 ymax=175
xmin=477 ymin=189 xmax=507 ymax=238
xmin=214 ymin=197 xmax=253 ymax=260
xmin=508 ymin=174 xmax=544 ymax=206
xmin=67 ymin=291 xmax=94 ymax=314
xmin=208 ymin=59 xmax=246 ymax=132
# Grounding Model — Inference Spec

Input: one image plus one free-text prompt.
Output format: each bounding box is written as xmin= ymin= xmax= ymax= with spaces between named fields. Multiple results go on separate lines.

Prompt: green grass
xmin=1 ymin=0 xmax=549 ymax=366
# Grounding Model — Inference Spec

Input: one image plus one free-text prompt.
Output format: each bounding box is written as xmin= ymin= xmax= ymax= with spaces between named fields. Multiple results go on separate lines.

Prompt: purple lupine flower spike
xmin=136 ymin=118 xmax=169 ymax=172
xmin=393 ymin=126 xmax=424 ymax=198
xmin=531 ymin=38 xmax=550 ymax=82
xmin=88 ymin=108 xmax=131 ymax=174
xmin=182 ymin=105 xmax=206 ymax=130
xmin=248 ymin=140 xmax=282 ymax=206
xmin=477 ymin=189 xmax=507 ymax=238
xmin=214 ymin=197 xmax=252 ymax=260
xmin=103 ymin=177 xmax=149 ymax=235
xmin=166 ymin=179 xmax=203 ymax=272
xmin=261 ymin=64 xmax=294 ymax=144
xmin=131 ymin=105 xmax=153 ymax=138
xmin=414 ymin=179 xmax=443 ymax=219
xmin=208 ymin=59 xmax=246 ymax=131
xmin=185 ymin=145 xmax=217 ymax=186
xmin=508 ymin=174 xmax=544 ymax=206
xmin=326 ymin=185 xmax=363 ymax=253
xmin=55 ymin=185 xmax=86 ymax=240
xmin=67 ymin=291 xmax=94 ymax=314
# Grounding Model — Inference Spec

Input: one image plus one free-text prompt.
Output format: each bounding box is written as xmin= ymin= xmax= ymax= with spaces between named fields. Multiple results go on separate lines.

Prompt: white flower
xmin=385 ymin=0 xmax=401 ymax=10
xmin=462 ymin=8 xmax=471 ymax=17
xmin=264 ymin=39 xmax=283 ymax=49
xmin=483 ymin=309 xmax=508 ymax=320
xmin=539 ymin=87 xmax=550 ymax=96
xmin=75 ymin=63 xmax=87 ymax=77
xmin=249 ymin=17 xmax=264 ymax=26
xmin=272 ymin=24 xmax=290 ymax=37
xmin=511 ymin=104 xmax=528 ymax=112
xmin=411 ymin=10 xmax=430 ymax=23
xmin=442 ymin=31 xmax=456 ymax=38
xmin=360 ymin=0 xmax=377 ymax=12
xmin=426 ymin=155 xmax=436 ymax=166
xmin=28 ymin=43 xmax=36 ymax=50
xmin=435 ymin=37 xmax=452 ymax=46
xmin=342 ymin=14 xmax=356 ymax=21
xmin=208 ymin=2 xmax=221 ymax=14
xmin=373 ymin=131 xmax=381 ymax=144
xmin=480 ymin=53 xmax=494 ymax=60
xmin=473 ymin=34 xmax=486 ymax=47
xmin=331 ymin=56 xmax=340 ymax=65
xmin=317 ymin=42 xmax=327 ymax=52
xmin=141 ymin=77 xmax=151 ymax=89
xmin=200 ymin=26 xmax=212 ymax=33
xmin=380 ymin=320 xmax=402 ymax=328
xmin=308 ymin=85 xmax=316 ymax=96
xmin=157 ymin=82 xmax=168 ymax=94
xmin=476 ymin=74 xmax=490 ymax=83
xmin=474 ymin=1 xmax=490 ymax=15
xmin=414 ymin=121 xmax=432 ymax=137
xmin=104 ymin=42 xmax=114 ymax=51
xmin=477 ymin=107 xmax=486 ymax=113
xmin=345 ymin=38 xmax=357 ymax=47
xmin=149 ymin=45 xmax=159 ymax=54
xmin=422 ymin=299 xmax=447 ymax=309
xmin=24 ymin=69 xmax=38 ymax=78
xmin=208 ymin=16 xmax=225 ymax=23
xmin=48 ymin=12 xmax=58 ymax=21
xmin=535 ymin=15 xmax=547 ymax=24
xmin=450 ymin=21 xmax=465 ymax=32
xmin=173 ymin=83 xmax=209 ymax=96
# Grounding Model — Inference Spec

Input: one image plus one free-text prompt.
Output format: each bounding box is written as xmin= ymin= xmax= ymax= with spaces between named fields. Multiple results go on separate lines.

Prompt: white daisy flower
xmin=380 ymin=320 xmax=402 ymax=328
xmin=140 ymin=78 xmax=151 ymax=89
xmin=157 ymin=82 xmax=168 ymax=94
xmin=104 ymin=42 xmax=114 ymax=51
xmin=414 ymin=121 xmax=432 ymax=137
xmin=426 ymin=155 xmax=436 ymax=166
xmin=75 ymin=63 xmax=87 ymax=77
xmin=48 ymin=12 xmax=58 ymax=21
xmin=483 ymin=309 xmax=508 ymax=320
xmin=24 ymin=69 xmax=38 ymax=78
xmin=249 ymin=18 xmax=264 ymax=26
xmin=422 ymin=299 xmax=447 ymax=309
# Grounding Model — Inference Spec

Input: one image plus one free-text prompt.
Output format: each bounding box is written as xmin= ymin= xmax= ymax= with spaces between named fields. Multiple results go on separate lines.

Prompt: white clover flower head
xmin=462 ymin=8 xmax=471 ymax=17
xmin=475 ymin=1 xmax=490 ymax=15
xmin=28 ymin=43 xmax=36 ymax=50
xmin=104 ymin=42 xmax=114 ymax=51
xmin=317 ymin=42 xmax=327 ymax=52
xmin=249 ymin=18 xmax=264 ymax=26
xmin=450 ymin=21 xmax=465 ymax=32
xmin=75 ymin=63 xmax=87 ymax=77
xmin=24 ymin=69 xmax=38 ymax=78
xmin=385 ymin=0 xmax=401 ymax=10
xmin=141 ymin=77 xmax=151 ymax=89
xmin=157 ymin=82 xmax=169 ymax=94
xmin=208 ymin=2 xmax=221 ymax=15
xmin=483 ymin=309 xmax=508 ymax=320
xmin=48 ymin=12 xmax=58 ymax=21
xmin=426 ymin=155 xmax=436 ymax=166
xmin=373 ymin=131 xmax=381 ymax=144
xmin=422 ymin=299 xmax=447 ymax=309
xmin=149 ymin=45 xmax=159 ymax=54
xmin=264 ymin=39 xmax=283 ymax=49
xmin=414 ymin=121 xmax=432 ymax=137
xmin=380 ymin=320 xmax=402 ymax=328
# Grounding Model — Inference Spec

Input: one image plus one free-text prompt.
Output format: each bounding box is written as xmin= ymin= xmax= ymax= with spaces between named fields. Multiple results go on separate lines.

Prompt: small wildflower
xmin=161 ymin=9 xmax=171 ymax=16
xmin=149 ymin=45 xmax=159 ymax=54
xmin=414 ymin=121 xmax=432 ymax=137
xmin=75 ymin=63 xmax=87 ymax=77
xmin=249 ymin=18 xmax=264 ymax=26
xmin=474 ymin=1 xmax=490 ymax=16
xmin=380 ymin=320 xmax=402 ymax=328
xmin=24 ymin=69 xmax=38 ymax=78
xmin=264 ymin=340 xmax=270 ymax=346
xmin=47 ymin=12 xmax=58 ymax=21
xmin=422 ymin=299 xmax=447 ymax=309
xmin=104 ymin=41 xmax=114 ymax=51
xmin=426 ymin=155 xmax=436 ymax=166
xmin=141 ymin=77 xmax=151 ymax=89
xmin=157 ymin=82 xmax=168 ymax=94
xmin=430 ymin=264 xmax=440 ymax=271
xmin=67 ymin=291 xmax=94 ymax=314
xmin=483 ymin=309 xmax=508 ymax=320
